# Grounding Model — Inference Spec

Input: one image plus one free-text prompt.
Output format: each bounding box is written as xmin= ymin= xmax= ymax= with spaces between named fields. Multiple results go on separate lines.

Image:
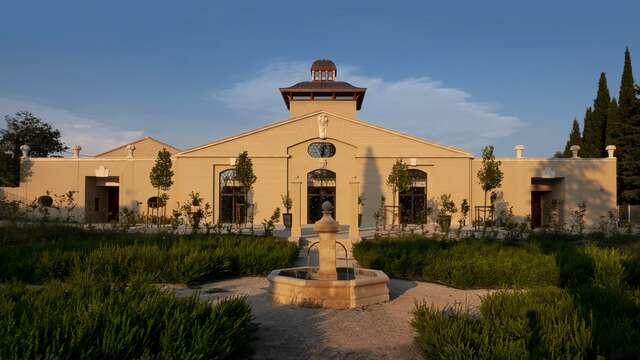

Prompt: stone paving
xmin=173 ymin=276 xmax=494 ymax=360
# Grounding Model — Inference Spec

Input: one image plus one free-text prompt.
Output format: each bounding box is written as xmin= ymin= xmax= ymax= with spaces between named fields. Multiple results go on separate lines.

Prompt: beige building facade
xmin=1 ymin=60 xmax=617 ymax=237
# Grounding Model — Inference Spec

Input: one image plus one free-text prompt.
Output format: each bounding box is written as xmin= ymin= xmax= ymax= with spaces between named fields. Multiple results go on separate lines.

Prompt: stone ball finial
xmin=71 ymin=144 xmax=81 ymax=158
xmin=20 ymin=144 xmax=30 ymax=159
xmin=570 ymin=144 xmax=580 ymax=159
xmin=315 ymin=201 xmax=339 ymax=233
xmin=606 ymin=145 xmax=616 ymax=158
xmin=514 ymin=144 xmax=525 ymax=159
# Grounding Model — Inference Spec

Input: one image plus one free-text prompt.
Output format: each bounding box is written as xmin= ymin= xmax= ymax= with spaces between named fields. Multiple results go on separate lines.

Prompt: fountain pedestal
xmin=315 ymin=203 xmax=339 ymax=280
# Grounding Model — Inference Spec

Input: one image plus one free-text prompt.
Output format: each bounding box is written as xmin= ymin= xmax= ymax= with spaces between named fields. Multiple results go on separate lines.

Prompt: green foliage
xmin=477 ymin=146 xmax=503 ymax=207
xmin=412 ymin=288 xmax=593 ymax=359
xmin=561 ymin=118 xmax=582 ymax=157
xmin=0 ymin=111 xmax=68 ymax=185
xmin=149 ymin=148 xmax=174 ymax=191
xmin=582 ymin=72 xmax=610 ymax=157
xmin=0 ymin=225 xmax=298 ymax=286
xmin=261 ymin=207 xmax=281 ymax=237
xmin=235 ymin=151 xmax=257 ymax=197
xmin=0 ymin=281 xmax=256 ymax=359
xmin=387 ymin=160 xmax=411 ymax=225
xmin=437 ymin=194 xmax=457 ymax=217
xmin=280 ymin=193 xmax=292 ymax=212
xmin=606 ymin=98 xmax=621 ymax=147
xmin=354 ymin=237 xmax=558 ymax=288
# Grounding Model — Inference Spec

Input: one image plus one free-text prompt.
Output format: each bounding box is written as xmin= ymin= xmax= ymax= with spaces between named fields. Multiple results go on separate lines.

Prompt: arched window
xmin=307 ymin=169 xmax=336 ymax=223
xmin=37 ymin=195 xmax=53 ymax=208
xmin=399 ymin=169 xmax=427 ymax=224
xmin=219 ymin=169 xmax=246 ymax=223
xmin=308 ymin=142 xmax=336 ymax=158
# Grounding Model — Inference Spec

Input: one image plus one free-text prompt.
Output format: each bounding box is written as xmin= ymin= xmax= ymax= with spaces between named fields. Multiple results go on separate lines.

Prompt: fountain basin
xmin=267 ymin=266 xmax=390 ymax=309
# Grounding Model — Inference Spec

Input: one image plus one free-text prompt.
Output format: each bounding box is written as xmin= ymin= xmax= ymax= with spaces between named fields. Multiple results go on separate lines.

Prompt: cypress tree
xmin=593 ymin=73 xmax=610 ymax=156
xmin=605 ymin=98 xmax=620 ymax=146
xmin=617 ymin=47 xmax=640 ymax=204
xmin=562 ymin=118 xmax=582 ymax=157
xmin=581 ymin=107 xmax=596 ymax=157
xmin=619 ymin=47 xmax=635 ymax=119
xmin=619 ymin=89 xmax=640 ymax=204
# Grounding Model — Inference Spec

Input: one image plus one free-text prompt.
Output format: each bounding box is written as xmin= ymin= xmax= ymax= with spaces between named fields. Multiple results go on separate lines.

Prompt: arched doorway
xmin=219 ymin=169 xmax=246 ymax=223
xmin=399 ymin=169 xmax=427 ymax=224
xmin=307 ymin=169 xmax=336 ymax=223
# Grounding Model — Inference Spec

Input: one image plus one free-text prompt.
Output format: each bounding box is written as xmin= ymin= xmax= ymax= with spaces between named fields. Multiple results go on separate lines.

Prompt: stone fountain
xmin=268 ymin=202 xmax=389 ymax=309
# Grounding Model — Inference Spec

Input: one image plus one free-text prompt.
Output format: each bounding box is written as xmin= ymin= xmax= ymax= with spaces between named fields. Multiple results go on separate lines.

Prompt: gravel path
xmin=172 ymin=277 xmax=494 ymax=360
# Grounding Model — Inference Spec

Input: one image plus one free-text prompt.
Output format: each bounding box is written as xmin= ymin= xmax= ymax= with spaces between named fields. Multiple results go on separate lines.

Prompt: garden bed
xmin=0 ymin=279 xmax=257 ymax=359
xmin=0 ymin=224 xmax=299 ymax=286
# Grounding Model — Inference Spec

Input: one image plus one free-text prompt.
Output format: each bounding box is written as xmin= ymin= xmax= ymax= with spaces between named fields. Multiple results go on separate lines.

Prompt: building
xmin=1 ymin=60 xmax=617 ymax=240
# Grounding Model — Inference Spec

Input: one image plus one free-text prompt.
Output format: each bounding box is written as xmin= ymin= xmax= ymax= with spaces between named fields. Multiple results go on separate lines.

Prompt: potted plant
xmin=281 ymin=194 xmax=292 ymax=228
xmin=357 ymin=194 xmax=365 ymax=227
xmin=437 ymin=193 xmax=457 ymax=233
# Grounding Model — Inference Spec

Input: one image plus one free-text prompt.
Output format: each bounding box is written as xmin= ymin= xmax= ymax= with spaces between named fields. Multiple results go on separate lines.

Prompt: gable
xmin=178 ymin=111 xmax=472 ymax=158
xmin=94 ymin=137 xmax=180 ymax=158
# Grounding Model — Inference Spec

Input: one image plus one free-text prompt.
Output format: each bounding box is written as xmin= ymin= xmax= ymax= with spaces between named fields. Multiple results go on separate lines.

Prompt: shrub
xmin=412 ymin=288 xmax=592 ymax=359
xmin=0 ymin=225 xmax=298 ymax=285
xmin=354 ymin=237 xmax=558 ymax=288
xmin=582 ymin=245 xmax=626 ymax=288
xmin=0 ymin=280 xmax=256 ymax=359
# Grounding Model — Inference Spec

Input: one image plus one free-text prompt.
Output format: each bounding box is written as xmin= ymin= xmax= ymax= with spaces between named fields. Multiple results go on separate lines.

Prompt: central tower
xmin=279 ymin=59 xmax=367 ymax=118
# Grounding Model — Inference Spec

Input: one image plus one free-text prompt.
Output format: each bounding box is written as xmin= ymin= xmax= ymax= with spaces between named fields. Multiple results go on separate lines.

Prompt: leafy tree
xmin=477 ymin=146 xmax=503 ymax=208
xmin=149 ymin=148 xmax=174 ymax=223
xmin=0 ymin=111 xmax=67 ymax=185
xmin=562 ymin=118 xmax=582 ymax=157
xmin=386 ymin=159 xmax=411 ymax=227
xmin=234 ymin=151 xmax=257 ymax=225
xmin=582 ymin=73 xmax=610 ymax=157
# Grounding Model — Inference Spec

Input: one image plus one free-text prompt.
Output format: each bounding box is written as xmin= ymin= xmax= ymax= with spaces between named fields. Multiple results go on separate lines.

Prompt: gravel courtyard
xmin=172 ymin=277 xmax=493 ymax=360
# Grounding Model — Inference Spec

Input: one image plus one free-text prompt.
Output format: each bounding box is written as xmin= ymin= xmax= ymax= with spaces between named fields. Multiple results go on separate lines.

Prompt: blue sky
xmin=1 ymin=1 xmax=638 ymax=156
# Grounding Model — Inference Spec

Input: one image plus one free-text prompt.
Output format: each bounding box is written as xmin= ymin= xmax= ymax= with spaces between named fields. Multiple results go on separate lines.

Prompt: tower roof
xmin=279 ymin=59 xmax=366 ymax=110
xmin=311 ymin=59 xmax=337 ymax=74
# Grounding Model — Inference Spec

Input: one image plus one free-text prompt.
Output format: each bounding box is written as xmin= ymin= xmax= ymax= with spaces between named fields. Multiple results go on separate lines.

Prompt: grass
xmin=0 ymin=278 xmax=257 ymax=359
xmin=0 ymin=223 xmax=299 ymax=286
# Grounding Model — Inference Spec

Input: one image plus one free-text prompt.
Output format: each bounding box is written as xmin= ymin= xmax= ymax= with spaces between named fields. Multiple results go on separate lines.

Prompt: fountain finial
xmin=314 ymin=201 xmax=339 ymax=233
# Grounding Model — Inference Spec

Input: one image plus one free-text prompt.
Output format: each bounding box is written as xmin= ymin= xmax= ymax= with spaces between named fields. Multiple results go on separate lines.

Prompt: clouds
xmin=0 ymin=97 xmax=143 ymax=155
xmin=211 ymin=61 xmax=524 ymax=152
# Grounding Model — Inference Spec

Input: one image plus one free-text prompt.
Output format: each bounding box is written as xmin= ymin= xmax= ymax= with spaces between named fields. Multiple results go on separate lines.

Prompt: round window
xmin=308 ymin=142 xmax=336 ymax=158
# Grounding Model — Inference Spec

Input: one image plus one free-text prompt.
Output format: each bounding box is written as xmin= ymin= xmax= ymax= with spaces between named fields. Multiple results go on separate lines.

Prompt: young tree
xmin=386 ymin=159 xmax=411 ymax=227
xmin=562 ymin=118 xmax=582 ymax=157
xmin=0 ymin=111 xmax=67 ymax=185
xmin=149 ymin=148 xmax=174 ymax=224
xmin=477 ymin=146 xmax=503 ymax=209
xmin=235 ymin=151 xmax=257 ymax=226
